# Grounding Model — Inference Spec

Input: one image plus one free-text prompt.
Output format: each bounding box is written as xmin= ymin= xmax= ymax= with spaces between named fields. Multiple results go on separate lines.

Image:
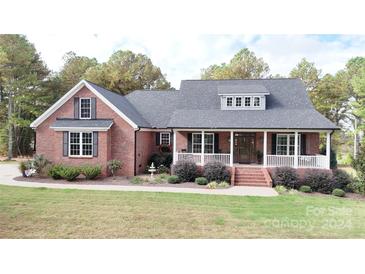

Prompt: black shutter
xmin=271 ymin=133 xmax=277 ymax=154
xmin=74 ymin=97 xmax=79 ymax=119
xmin=91 ymin=97 xmax=96 ymax=119
xmin=187 ymin=133 xmax=192 ymax=153
xmin=93 ymin=132 xmax=98 ymax=157
xmin=301 ymin=134 xmax=306 ymax=155
xmin=156 ymin=132 xmax=160 ymax=145
xmin=63 ymin=131 xmax=68 ymax=156
xmin=214 ymin=133 xmax=219 ymax=153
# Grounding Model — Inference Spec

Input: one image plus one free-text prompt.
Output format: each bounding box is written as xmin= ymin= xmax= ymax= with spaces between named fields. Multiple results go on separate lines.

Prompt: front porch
xmin=172 ymin=129 xmax=331 ymax=169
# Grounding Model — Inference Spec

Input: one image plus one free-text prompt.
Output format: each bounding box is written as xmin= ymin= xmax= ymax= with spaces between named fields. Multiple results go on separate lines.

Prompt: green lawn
xmin=0 ymin=185 xmax=364 ymax=238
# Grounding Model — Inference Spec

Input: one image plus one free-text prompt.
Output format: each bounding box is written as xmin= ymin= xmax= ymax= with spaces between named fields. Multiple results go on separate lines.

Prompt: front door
xmin=234 ymin=133 xmax=256 ymax=164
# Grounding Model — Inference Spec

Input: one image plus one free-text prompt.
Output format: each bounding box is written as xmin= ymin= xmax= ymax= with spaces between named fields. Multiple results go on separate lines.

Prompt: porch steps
xmin=234 ymin=167 xmax=272 ymax=187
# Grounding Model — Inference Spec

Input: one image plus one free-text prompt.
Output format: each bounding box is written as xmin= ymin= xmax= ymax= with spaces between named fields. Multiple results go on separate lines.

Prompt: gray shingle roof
xmin=85 ymin=81 xmax=151 ymax=128
xmin=51 ymin=119 xmax=113 ymax=128
xmin=85 ymin=79 xmax=337 ymax=130
xmin=217 ymin=84 xmax=269 ymax=95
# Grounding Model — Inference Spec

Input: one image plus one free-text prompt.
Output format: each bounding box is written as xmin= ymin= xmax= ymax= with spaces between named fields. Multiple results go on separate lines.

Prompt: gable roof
xmin=30 ymin=80 xmax=149 ymax=129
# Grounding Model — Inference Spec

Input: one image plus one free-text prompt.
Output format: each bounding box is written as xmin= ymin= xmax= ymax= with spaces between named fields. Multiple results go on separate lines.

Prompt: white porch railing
xmin=176 ymin=153 xmax=231 ymax=165
xmin=267 ymin=155 xmax=295 ymax=167
xmin=298 ymin=155 xmax=327 ymax=169
xmin=267 ymin=155 xmax=328 ymax=169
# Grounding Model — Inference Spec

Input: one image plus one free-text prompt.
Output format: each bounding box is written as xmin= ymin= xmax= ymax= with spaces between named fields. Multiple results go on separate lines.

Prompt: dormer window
xmin=80 ymin=98 xmax=91 ymax=119
xmin=226 ymin=97 xmax=233 ymax=107
xmin=244 ymin=97 xmax=251 ymax=107
xmin=253 ymin=96 xmax=261 ymax=107
xmin=235 ymin=97 xmax=242 ymax=107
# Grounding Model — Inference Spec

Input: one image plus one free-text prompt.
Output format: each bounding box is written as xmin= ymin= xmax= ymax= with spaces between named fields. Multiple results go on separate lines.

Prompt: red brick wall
xmin=135 ymin=131 xmax=154 ymax=174
xmin=35 ymin=86 xmax=136 ymax=176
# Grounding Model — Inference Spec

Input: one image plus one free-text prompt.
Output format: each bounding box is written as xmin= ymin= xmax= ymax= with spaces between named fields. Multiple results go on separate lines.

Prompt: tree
xmin=84 ymin=50 xmax=171 ymax=95
xmin=201 ymin=48 xmax=270 ymax=80
xmin=58 ymin=52 xmax=98 ymax=91
xmin=290 ymin=58 xmax=321 ymax=92
xmin=310 ymin=71 xmax=351 ymax=125
xmin=351 ymin=66 xmax=365 ymax=133
xmin=0 ymin=34 xmax=49 ymax=158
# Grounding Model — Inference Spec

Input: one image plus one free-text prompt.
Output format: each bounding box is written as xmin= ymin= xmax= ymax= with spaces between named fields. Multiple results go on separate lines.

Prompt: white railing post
xmin=263 ymin=131 xmax=267 ymax=167
xmin=326 ymin=131 xmax=331 ymax=169
xmin=173 ymin=130 xmax=177 ymax=164
xmin=230 ymin=131 xmax=234 ymax=167
xmin=294 ymin=131 xmax=299 ymax=168
xmin=201 ymin=130 xmax=205 ymax=166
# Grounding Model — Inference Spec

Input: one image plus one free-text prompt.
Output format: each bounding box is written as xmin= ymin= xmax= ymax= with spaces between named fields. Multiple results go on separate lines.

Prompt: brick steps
xmin=234 ymin=167 xmax=272 ymax=187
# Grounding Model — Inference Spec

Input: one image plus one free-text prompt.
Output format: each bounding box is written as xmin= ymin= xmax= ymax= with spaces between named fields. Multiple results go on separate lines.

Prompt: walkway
xmin=0 ymin=163 xmax=278 ymax=197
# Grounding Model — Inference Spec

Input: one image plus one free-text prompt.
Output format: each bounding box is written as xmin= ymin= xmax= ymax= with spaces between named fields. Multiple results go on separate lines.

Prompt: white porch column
xmin=263 ymin=131 xmax=267 ymax=167
xmin=172 ymin=130 xmax=177 ymax=164
xmin=230 ymin=131 xmax=234 ymax=167
xmin=326 ymin=131 xmax=331 ymax=169
xmin=294 ymin=131 xmax=299 ymax=168
xmin=201 ymin=130 xmax=205 ymax=166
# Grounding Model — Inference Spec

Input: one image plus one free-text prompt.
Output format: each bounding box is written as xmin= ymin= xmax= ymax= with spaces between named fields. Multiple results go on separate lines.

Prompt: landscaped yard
xmin=0 ymin=185 xmax=364 ymax=238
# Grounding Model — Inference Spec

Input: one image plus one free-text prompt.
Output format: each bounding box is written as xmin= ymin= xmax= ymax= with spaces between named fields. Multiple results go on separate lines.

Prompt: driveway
xmin=0 ymin=163 xmax=278 ymax=197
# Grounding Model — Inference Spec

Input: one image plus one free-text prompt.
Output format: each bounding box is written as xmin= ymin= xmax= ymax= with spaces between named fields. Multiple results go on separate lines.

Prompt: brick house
xmin=30 ymin=79 xmax=337 ymax=185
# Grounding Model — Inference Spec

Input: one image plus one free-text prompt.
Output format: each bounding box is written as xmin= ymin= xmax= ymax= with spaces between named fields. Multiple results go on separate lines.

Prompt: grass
xmin=0 ymin=185 xmax=365 ymax=238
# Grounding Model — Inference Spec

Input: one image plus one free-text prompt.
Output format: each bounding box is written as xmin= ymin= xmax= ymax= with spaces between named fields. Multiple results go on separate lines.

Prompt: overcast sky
xmin=26 ymin=34 xmax=365 ymax=89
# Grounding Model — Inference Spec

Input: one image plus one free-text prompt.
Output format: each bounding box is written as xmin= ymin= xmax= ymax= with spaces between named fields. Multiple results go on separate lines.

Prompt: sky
xmin=26 ymin=34 xmax=365 ymax=89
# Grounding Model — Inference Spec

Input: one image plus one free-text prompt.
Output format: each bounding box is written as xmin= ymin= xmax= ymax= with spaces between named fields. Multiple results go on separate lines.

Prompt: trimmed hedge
xmin=332 ymin=188 xmax=345 ymax=197
xmin=302 ymin=170 xmax=334 ymax=194
xmin=195 ymin=177 xmax=208 ymax=185
xmin=299 ymin=185 xmax=312 ymax=193
xmin=167 ymin=175 xmax=180 ymax=184
xmin=48 ymin=164 xmax=64 ymax=180
xmin=81 ymin=165 xmax=102 ymax=180
xmin=272 ymin=167 xmax=300 ymax=189
xmin=58 ymin=166 xmax=81 ymax=181
xmin=203 ymin=161 xmax=230 ymax=183
xmin=172 ymin=160 xmax=198 ymax=182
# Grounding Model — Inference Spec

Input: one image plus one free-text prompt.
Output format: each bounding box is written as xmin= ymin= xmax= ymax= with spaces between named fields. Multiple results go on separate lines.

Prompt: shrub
xmin=48 ymin=164 xmax=64 ymax=180
xmin=275 ymin=185 xmax=287 ymax=194
xmin=218 ymin=181 xmax=230 ymax=188
xmin=167 ymin=175 xmax=180 ymax=184
xmin=207 ymin=181 xmax=218 ymax=189
xmin=32 ymin=154 xmax=51 ymax=176
xmin=203 ymin=161 xmax=230 ymax=182
xmin=331 ymin=169 xmax=353 ymax=190
xmin=272 ymin=167 xmax=300 ymax=189
xmin=158 ymin=173 xmax=169 ymax=180
xmin=58 ymin=166 xmax=80 ymax=181
xmin=352 ymin=149 xmax=365 ymax=192
xmin=299 ymin=185 xmax=312 ymax=193
xmin=82 ymin=165 xmax=102 ymax=180
xmin=346 ymin=179 xmax=365 ymax=194
xmin=332 ymin=188 xmax=345 ymax=197
xmin=149 ymin=153 xmax=173 ymax=168
xmin=195 ymin=177 xmax=208 ymax=185
xmin=157 ymin=165 xmax=170 ymax=174
xmin=302 ymin=170 xmax=333 ymax=194
xmin=172 ymin=160 xmax=198 ymax=182
xmin=107 ymin=159 xmax=122 ymax=177
xmin=131 ymin=177 xmax=144 ymax=184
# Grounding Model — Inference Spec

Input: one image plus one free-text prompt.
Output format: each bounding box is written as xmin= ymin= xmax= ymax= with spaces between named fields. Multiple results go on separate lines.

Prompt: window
xmin=160 ymin=133 xmax=170 ymax=145
xmin=253 ymin=97 xmax=261 ymax=107
xmin=69 ymin=132 xmax=93 ymax=157
xmin=80 ymin=98 xmax=91 ymax=119
xmin=244 ymin=96 xmax=251 ymax=107
xmin=192 ymin=133 xmax=214 ymax=153
xmin=235 ymin=97 xmax=242 ymax=107
xmin=226 ymin=97 xmax=233 ymax=107
xmin=276 ymin=134 xmax=301 ymax=156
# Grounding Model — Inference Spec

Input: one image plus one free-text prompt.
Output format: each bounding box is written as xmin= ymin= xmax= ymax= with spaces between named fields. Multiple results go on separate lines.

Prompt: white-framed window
xmin=160 ymin=132 xmax=170 ymax=145
xmin=226 ymin=97 xmax=233 ymax=107
xmin=253 ymin=96 xmax=261 ymax=107
xmin=244 ymin=96 xmax=251 ymax=107
xmin=235 ymin=97 xmax=242 ymax=107
xmin=69 ymin=132 xmax=93 ymax=157
xmin=276 ymin=134 xmax=301 ymax=156
xmin=80 ymin=98 xmax=91 ymax=119
xmin=192 ymin=133 xmax=214 ymax=153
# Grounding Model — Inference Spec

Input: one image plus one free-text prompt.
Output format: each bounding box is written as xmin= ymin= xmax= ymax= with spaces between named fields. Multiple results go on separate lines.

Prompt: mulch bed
xmin=13 ymin=175 xmax=208 ymax=189
xmin=299 ymin=191 xmax=365 ymax=201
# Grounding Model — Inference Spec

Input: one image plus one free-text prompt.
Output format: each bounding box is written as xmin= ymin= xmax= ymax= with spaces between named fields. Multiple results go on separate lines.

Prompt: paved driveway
xmin=0 ymin=163 xmax=278 ymax=197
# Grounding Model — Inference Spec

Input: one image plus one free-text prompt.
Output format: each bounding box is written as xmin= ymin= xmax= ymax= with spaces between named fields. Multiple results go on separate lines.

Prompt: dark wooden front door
xmin=234 ymin=133 xmax=256 ymax=164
